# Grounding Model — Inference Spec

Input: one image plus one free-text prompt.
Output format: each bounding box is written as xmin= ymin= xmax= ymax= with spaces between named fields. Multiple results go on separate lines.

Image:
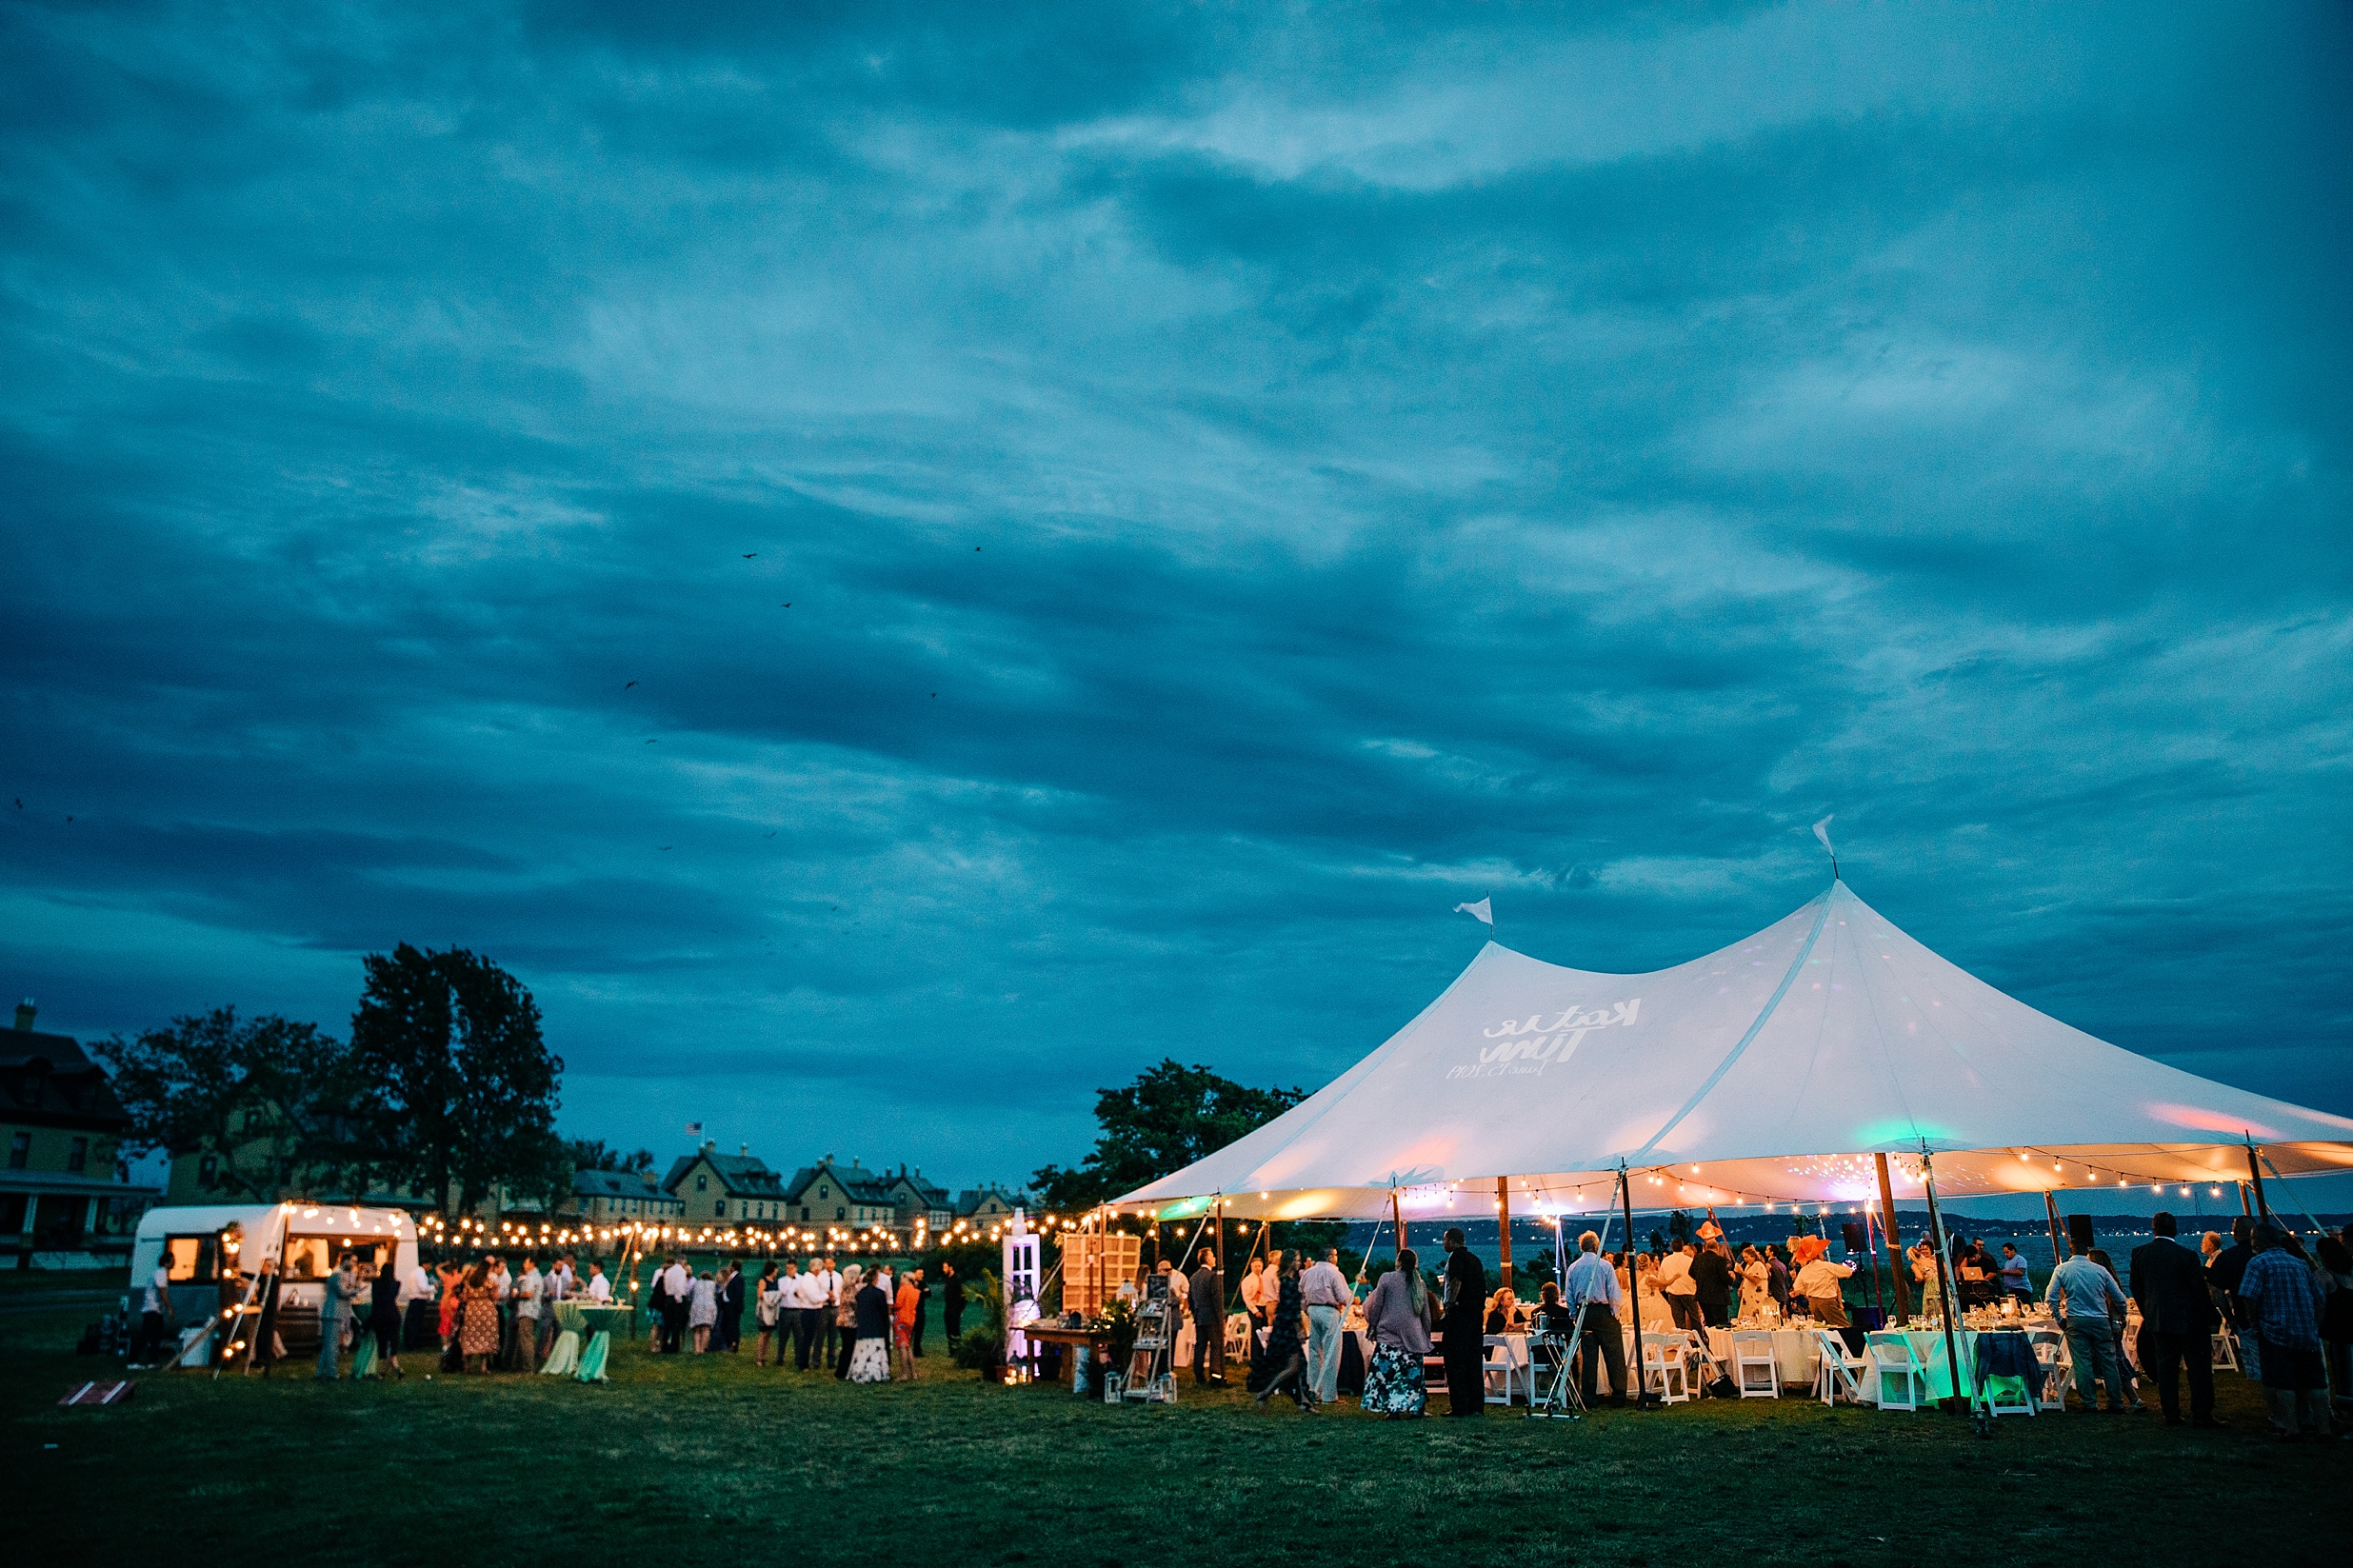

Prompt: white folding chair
xmin=2024 ymin=1326 xmax=2070 ymax=1411
xmin=1483 ymin=1336 xmax=1530 ymax=1406
xmin=2210 ymin=1323 xmax=2240 ymax=1373
xmin=1865 ymin=1331 xmax=1930 ymax=1412
xmin=1812 ymin=1329 xmax=1866 ymax=1407
xmin=1731 ymin=1330 xmax=1781 ymax=1399
xmin=1640 ymin=1335 xmax=1690 ymax=1404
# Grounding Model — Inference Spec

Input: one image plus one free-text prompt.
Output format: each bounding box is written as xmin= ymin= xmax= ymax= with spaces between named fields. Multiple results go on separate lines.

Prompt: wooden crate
xmin=1059 ymin=1233 xmax=1142 ymax=1317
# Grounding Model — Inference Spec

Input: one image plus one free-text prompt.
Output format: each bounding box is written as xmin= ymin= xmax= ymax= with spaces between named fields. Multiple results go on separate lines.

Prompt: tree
xmin=1029 ymin=1058 xmax=1308 ymax=1212
xmin=348 ymin=943 xmax=564 ymax=1217
xmin=92 ymin=1008 xmax=366 ymax=1198
xmin=567 ymin=1139 xmax=654 ymax=1175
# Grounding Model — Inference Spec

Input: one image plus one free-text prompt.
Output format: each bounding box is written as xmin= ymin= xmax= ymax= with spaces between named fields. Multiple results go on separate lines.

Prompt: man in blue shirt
xmin=1563 ymin=1232 xmax=1627 ymax=1408
xmin=2238 ymin=1226 xmax=2331 ymax=1440
xmin=2045 ymin=1241 xmax=2133 ymax=1412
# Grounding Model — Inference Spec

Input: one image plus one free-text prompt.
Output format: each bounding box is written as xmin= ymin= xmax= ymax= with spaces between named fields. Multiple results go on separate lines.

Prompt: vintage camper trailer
xmin=129 ymin=1202 xmax=420 ymax=1360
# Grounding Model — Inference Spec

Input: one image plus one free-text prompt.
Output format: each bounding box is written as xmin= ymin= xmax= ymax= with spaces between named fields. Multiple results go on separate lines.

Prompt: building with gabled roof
xmin=663 ymin=1143 xmax=792 ymax=1227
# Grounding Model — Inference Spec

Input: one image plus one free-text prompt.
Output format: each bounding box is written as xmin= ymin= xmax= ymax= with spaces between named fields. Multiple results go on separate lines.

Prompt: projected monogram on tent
xmin=1451 ymin=999 xmax=1643 ymax=1080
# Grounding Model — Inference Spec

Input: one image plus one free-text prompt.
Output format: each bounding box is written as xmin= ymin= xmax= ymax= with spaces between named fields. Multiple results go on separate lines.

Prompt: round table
xmin=542 ymin=1301 xmax=632 ymax=1381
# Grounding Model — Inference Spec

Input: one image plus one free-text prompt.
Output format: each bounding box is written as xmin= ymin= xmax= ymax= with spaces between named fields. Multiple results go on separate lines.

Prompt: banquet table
xmin=542 ymin=1301 xmax=632 ymax=1381
xmin=1704 ymin=1325 xmax=1824 ymax=1388
xmin=1855 ymin=1327 xmax=2038 ymax=1404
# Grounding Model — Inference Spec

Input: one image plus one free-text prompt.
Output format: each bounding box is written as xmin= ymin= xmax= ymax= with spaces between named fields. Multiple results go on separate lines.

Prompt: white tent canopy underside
xmin=1117 ymin=883 xmax=2353 ymax=1221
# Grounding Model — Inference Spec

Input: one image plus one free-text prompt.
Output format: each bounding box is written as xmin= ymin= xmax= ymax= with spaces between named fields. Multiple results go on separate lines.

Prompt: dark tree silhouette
xmin=349 ymin=943 xmax=564 ymax=1217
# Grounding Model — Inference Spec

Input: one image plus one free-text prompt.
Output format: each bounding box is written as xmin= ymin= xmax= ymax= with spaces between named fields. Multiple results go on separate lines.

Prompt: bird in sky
xmin=743 ymin=552 xmax=756 ymax=559
xmin=625 ymin=680 xmax=638 ymax=689
xmin=645 ymin=739 xmax=658 ymax=744
xmin=659 ymin=845 xmax=673 ymax=851
xmin=781 ymin=603 xmax=790 ymax=607
xmin=764 ymin=831 xmax=778 ymax=839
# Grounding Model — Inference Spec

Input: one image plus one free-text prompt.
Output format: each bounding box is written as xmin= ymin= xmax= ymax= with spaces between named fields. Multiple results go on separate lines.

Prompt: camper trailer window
xmin=282 ymin=1238 xmax=333 ymax=1279
xmin=165 ymin=1236 xmax=220 ymax=1283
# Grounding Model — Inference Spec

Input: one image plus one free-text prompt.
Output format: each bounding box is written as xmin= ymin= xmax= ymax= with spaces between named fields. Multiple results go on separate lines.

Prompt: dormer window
xmin=696 ymin=1174 xmax=708 ymax=1192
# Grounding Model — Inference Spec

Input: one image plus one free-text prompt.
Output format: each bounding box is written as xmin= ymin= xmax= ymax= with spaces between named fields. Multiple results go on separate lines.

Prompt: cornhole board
xmin=59 ymin=1380 xmax=137 ymax=1406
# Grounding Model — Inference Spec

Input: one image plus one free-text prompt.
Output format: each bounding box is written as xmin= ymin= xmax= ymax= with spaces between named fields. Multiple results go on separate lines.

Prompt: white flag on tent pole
xmin=1453 ymin=898 xmax=1493 ymax=926
xmin=1812 ymin=816 xmax=1835 ymax=857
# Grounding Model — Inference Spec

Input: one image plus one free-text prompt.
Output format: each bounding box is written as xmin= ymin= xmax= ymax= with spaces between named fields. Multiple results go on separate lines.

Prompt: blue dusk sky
xmin=4 ymin=2 xmax=2347 ymax=1208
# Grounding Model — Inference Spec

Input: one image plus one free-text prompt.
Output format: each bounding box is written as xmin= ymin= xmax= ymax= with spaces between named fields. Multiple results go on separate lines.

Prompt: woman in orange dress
xmin=459 ymin=1262 xmax=500 ymax=1373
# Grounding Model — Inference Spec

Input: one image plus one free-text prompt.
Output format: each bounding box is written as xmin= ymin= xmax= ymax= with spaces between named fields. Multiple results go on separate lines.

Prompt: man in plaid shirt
xmin=2237 ymin=1226 xmax=2334 ymax=1441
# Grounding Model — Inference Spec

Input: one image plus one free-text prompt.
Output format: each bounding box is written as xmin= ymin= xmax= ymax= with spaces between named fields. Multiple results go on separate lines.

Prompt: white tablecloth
xmin=1705 ymin=1326 xmax=1822 ymax=1386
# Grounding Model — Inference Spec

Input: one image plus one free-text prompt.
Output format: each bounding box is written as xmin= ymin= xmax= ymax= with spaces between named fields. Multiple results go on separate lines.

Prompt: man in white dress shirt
xmin=791 ymin=1260 xmax=827 ymax=1371
xmin=1300 ymin=1248 xmax=1352 ymax=1406
xmin=1564 ymin=1232 xmax=1628 ymax=1407
xmin=810 ymin=1256 xmax=843 ymax=1367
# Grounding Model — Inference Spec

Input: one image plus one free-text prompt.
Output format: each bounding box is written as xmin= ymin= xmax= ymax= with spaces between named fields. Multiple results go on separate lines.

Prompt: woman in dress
xmin=849 ymin=1267 xmax=892 ymax=1383
xmin=1740 ymin=1246 xmax=1772 ymax=1320
xmin=688 ymin=1269 xmax=718 ymax=1353
xmin=1248 ymin=1253 xmax=1313 ymax=1410
xmin=459 ymin=1262 xmax=500 ymax=1374
xmin=834 ymin=1263 xmax=863 ymax=1379
xmin=1361 ymin=1249 xmax=1432 ymax=1419
xmin=751 ymin=1262 xmax=783 ymax=1367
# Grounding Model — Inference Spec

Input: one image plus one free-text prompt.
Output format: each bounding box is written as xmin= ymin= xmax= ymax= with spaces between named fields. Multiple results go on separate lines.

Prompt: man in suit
xmin=941 ymin=1261 xmax=966 ymax=1342
xmin=1691 ymin=1241 xmax=1735 ymax=1329
xmin=1188 ymin=1248 xmax=1224 ymax=1385
xmin=2130 ymin=1210 xmax=2224 ymax=1428
xmin=1440 ymin=1228 xmax=1487 ymax=1416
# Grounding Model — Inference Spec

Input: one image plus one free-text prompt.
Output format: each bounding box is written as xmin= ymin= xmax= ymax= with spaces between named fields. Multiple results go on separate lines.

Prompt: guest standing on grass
xmin=894 ymin=1267 xmax=923 ymax=1382
xmin=1738 ymin=1246 xmax=1770 ymax=1319
xmin=753 ymin=1263 xmax=784 ymax=1367
xmin=1301 ymin=1247 xmax=1350 ymax=1407
xmin=1249 ymin=1253 xmax=1312 ymax=1411
xmin=814 ymin=1257 xmax=842 ymax=1367
xmin=942 ymin=1261 xmax=965 ymax=1343
xmin=2129 ymin=1212 xmax=2223 ymax=1428
xmin=2085 ymin=1249 xmax=2145 ymax=1412
xmin=316 ymin=1255 xmax=358 ymax=1380
xmin=834 ymin=1263 xmax=863 ymax=1379
xmin=689 ymin=1270 xmax=718 ymax=1353
xmin=910 ymin=1265 xmax=931 ymax=1358
xmin=1440 ymin=1228 xmax=1486 ymax=1418
xmin=369 ymin=1254 xmax=405 ymax=1379
xmin=512 ymin=1256 xmax=543 ymax=1370
xmin=2239 ymin=1226 xmax=2334 ymax=1441
xmin=661 ymin=1256 xmax=693 ymax=1354
xmin=849 ymin=1267 xmax=892 ymax=1383
xmin=1565 ymin=1230 xmax=1627 ymax=1408
xmin=2045 ymin=1241 xmax=2132 ymax=1412
xmin=720 ymin=1262 xmax=746 ymax=1353
xmin=647 ymin=1262 xmax=669 ymax=1353
xmin=1189 ymin=1249 xmax=1223 ymax=1385
xmin=460 ymin=1262 xmax=500 ymax=1374
xmin=1362 ymin=1249 xmax=1432 ymax=1418
xmin=404 ymin=1258 xmax=436 ymax=1350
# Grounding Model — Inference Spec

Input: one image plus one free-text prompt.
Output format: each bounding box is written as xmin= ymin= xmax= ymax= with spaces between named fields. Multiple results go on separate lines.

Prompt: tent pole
xmin=2238 ymin=1181 xmax=2252 ymax=1220
xmin=1864 ymin=1203 xmax=1884 ymax=1322
xmin=2042 ymin=1191 xmax=2066 ymax=1298
xmin=1619 ymin=1161 xmax=1652 ymax=1410
xmin=1875 ymin=1153 xmax=1911 ymax=1322
xmin=1496 ymin=1178 xmax=1513 ymax=1293
xmin=2243 ymin=1140 xmax=2270 ymax=1221
xmin=1919 ymin=1149 xmax=1967 ymax=1415
xmin=1391 ymin=1188 xmax=1406 ymax=1264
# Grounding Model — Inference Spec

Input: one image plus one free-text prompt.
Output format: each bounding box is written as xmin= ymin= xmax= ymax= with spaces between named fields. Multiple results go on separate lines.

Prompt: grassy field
xmin=8 ymin=1273 xmax=2345 ymax=1562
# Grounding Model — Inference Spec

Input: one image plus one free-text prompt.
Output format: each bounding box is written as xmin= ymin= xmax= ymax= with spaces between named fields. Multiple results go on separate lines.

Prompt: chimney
xmin=740 ymin=1142 xmax=748 ymax=1157
xmin=12 ymin=999 xmax=33 ymax=1032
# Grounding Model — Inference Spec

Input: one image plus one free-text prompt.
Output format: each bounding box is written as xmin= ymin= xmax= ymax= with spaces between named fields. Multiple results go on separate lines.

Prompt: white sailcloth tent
xmin=1115 ymin=881 xmax=2353 ymax=1223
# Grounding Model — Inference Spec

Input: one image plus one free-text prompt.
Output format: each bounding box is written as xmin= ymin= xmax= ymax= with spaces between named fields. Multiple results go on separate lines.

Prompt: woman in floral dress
xmin=849 ymin=1269 xmax=892 ymax=1383
xmin=1360 ymin=1248 xmax=1432 ymax=1418
xmin=459 ymin=1262 xmax=499 ymax=1373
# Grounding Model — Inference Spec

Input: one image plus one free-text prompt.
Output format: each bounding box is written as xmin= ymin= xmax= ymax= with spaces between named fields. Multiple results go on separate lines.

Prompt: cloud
xmin=3 ymin=1 xmax=2347 ymax=1187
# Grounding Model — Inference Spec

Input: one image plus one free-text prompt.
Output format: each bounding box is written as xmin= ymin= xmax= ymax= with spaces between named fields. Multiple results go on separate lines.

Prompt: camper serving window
xmin=165 ymin=1235 xmax=220 ymax=1283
